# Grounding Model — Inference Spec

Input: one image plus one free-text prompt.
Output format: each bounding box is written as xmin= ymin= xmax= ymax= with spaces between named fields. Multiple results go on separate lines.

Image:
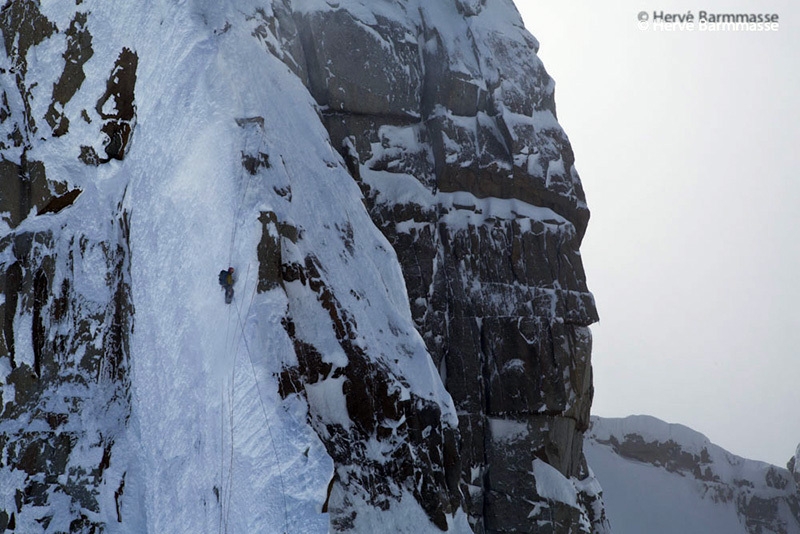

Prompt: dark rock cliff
xmin=276 ymin=2 xmax=607 ymax=531
xmin=0 ymin=2 xmax=135 ymax=531
xmin=0 ymin=1 xmax=606 ymax=532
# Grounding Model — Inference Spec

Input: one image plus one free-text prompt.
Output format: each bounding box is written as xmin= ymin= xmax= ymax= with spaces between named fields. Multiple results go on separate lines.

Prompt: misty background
xmin=516 ymin=0 xmax=800 ymax=467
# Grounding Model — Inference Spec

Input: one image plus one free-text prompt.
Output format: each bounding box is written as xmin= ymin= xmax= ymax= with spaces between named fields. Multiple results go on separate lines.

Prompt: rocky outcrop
xmin=587 ymin=415 xmax=800 ymax=534
xmin=277 ymin=256 xmax=462 ymax=531
xmin=0 ymin=218 xmax=132 ymax=533
xmin=1 ymin=1 xmax=605 ymax=532
xmin=790 ymin=445 xmax=800 ymax=485
xmin=284 ymin=2 xmax=605 ymax=532
xmin=0 ymin=2 xmax=136 ymax=530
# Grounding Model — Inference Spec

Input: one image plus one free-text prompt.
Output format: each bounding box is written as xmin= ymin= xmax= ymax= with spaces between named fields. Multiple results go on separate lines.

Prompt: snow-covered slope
xmin=0 ymin=1 xmax=467 ymax=531
xmin=586 ymin=416 xmax=800 ymax=534
xmin=0 ymin=1 xmax=602 ymax=532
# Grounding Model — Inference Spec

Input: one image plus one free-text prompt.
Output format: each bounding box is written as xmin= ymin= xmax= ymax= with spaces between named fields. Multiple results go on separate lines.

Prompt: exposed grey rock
xmin=789 ymin=445 xmax=800 ymax=485
xmin=285 ymin=1 xmax=605 ymax=532
xmin=0 ymin=219 xmax=133 ymax=532
xmin=44 ymin=11 xmax=94 ymax=137
xmin=0 ymin=3 xmax=134 ymax=530
xmin=295 ymin=8 xmax=422 ymax=118
xmin=95 ymin=48 xmax=138 ymax=162
xmin=1 ymin=1 xmax=606 ymax=532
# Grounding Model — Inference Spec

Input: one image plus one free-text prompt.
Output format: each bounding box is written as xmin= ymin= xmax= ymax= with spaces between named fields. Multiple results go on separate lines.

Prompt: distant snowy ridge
xmin=586 ymin=415 xmax=800 ymax=534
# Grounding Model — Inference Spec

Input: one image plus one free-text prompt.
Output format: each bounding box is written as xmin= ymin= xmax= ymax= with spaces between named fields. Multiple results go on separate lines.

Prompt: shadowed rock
xmin=285 ymin=3 xmax=605 ymax=531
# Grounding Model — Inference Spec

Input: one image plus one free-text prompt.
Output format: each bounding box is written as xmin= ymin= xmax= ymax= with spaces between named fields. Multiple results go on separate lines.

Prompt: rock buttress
xmin=287 ymin=2 xmax=609 ymax=532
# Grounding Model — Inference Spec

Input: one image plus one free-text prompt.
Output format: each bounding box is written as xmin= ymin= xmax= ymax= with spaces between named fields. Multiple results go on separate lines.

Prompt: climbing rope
xmin=227 ymin=120 xmax=268 ymax=267
xmin=233 ymin=276 xmax=290 ymax=533
xmin=219 ymin=264 xmax=245 ymax=534
xmin=217 ymin=117 xmax=292 ymax=531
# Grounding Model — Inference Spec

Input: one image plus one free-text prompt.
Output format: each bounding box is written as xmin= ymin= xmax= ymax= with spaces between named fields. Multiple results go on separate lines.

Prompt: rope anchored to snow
xmin=217 ymin=119 xmax=290 ymax=534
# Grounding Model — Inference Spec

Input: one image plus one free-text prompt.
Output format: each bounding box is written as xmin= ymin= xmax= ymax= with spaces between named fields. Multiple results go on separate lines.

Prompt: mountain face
xmin=0 ymin=1 xmax=604 ymax=533
xmin=304 ymin=2 xmax=603 ymax=531
xmin=586 ymin=416 xmax=800 ymax=534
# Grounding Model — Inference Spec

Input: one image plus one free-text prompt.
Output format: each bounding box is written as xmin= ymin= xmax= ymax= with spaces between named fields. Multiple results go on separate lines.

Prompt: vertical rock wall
xmin=0 ymin=1 xmax=608 ymax=532
xmin=286 ymin=1 xmax=607 ymax=531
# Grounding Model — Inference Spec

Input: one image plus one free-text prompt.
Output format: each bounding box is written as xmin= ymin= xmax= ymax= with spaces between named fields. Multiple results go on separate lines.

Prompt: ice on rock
xmin=0 ymin=0 xmax=605 ymax=532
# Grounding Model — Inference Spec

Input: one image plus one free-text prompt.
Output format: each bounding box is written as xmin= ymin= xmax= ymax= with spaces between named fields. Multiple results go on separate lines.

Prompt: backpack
xmin=218 ymin=270 xmax=229 ymax=286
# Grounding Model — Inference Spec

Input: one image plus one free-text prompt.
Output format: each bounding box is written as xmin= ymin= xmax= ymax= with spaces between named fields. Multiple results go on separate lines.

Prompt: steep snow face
xmin=1 ymin=0 xmax=467 ymax=532
xmin=1 ymin=0 xmax=603 ymax=532
xmin=586 ymin=416 xmax=800 ymax=534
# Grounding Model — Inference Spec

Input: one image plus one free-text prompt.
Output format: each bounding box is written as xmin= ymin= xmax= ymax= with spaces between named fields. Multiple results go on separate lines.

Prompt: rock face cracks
xmin=280 ymin=2 xmax=606 ymax=532
xmin=1 ymin=1 xmax=606 ymax=532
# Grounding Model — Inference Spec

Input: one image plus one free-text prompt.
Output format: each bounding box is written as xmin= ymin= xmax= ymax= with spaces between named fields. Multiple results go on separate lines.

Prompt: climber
xmin=218 ymin=267 xmax=235 ymax=304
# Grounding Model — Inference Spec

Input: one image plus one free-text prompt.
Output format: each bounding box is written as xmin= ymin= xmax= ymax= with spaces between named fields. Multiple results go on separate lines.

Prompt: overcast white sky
xmin=515 ymin=0 xmax=800 ymax=467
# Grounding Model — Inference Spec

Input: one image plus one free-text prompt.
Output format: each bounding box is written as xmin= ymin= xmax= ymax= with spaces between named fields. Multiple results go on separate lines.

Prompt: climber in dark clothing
xmin=218 ymin=267 xmax=235 ymax=304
